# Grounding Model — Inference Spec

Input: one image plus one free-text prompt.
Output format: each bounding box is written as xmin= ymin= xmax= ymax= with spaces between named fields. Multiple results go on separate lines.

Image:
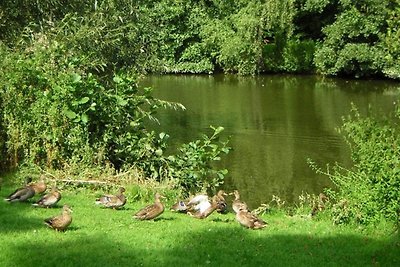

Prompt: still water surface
xmin=141 ymin=74 xmax=400 ymax=208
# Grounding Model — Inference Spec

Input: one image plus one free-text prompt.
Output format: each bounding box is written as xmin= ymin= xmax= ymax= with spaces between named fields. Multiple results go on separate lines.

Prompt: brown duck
xmin=29 ymin=179 xmax=47 ymax=194
xmin=133 ymin=193 xmax=164 ymax=220
xmin=231 ymin=190 xmax=249 ymax=214
xmin=4 ymin=177 xmax=35 ymax=202
xmin=215 ymin=190 xmax=228 ymax=214
xmin=235 ymin=206 xmax=267 ymax=229
xmin=33 ymin=186 xmax=61 ymax=208
xmin=95 ymin=187 xmax=127 ymax=209
xmin=311 ymin=193 xmax=328 ymax=217
xmin=44 ymin=204 xmax=73 ymax=231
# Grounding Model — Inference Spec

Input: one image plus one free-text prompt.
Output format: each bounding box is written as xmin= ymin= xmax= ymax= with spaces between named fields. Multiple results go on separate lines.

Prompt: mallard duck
xmin=215 ymin=190 xmax=228 ymax=214
xmin=44 ymin=204 xmax=73 ymax=231
xmin=171 ymin=200 xmax=189 ymax=213
xmin=4 ymin=177 xmax=35 ymax=202
xmin=133 ymin=192 xmax=164 ymax=220
xmin=188 ymin=195 xmax=219 ymax=219
xmin=235 ymin=206 xmax=267 ymax=229
xmin=29 ymin=179 xmax=47 ymax=194
xmin=32 ymin=186 xmax=61 ymax=208
xmin=187 ymin=193 xmax=211 ymax=214
xmin=311 ymin=193 xmax=329 ymax=217
xmin=95 ymin=187 xmax=126 ymax=209
xmin=231 ymin=190 xmax=249 ymax=213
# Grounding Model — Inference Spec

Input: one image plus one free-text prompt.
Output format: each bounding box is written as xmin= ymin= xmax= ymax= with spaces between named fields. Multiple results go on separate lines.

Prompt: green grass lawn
xmin=1 ymin=184 xmax=399 ymax=267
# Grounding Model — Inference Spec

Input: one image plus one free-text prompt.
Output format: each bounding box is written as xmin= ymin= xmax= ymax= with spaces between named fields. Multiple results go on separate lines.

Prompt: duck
xmin=4 ymin=177 xmax=36 ymax=202
xmin=188 ymin=195 xmax=219 ymax=219
xmin=186 ymin=193 xmax=211 ymax=214
xmin=311 ymin=193 xmax=328 ymax=217
xmin=235 ymin=206 xmax=267 ymax=229
xmin=171 ymin=200 xmax=189 ymax=213
xmin=29 ymin=179 xmax=47 ymax=194
xmin=133 ymin=192 xmax=164 ymax=220
xmin=95 ymin=187 xmax=126 ymax=209
xmin=44 ymin=204 xmax=73 ymax=231
xmin=231 ymin=190 xmax=249 ymax=214
xmin=32 ymin=186 xmax=61 ymax=208
xmin=215 ymin=190 xmax=228 ymax=214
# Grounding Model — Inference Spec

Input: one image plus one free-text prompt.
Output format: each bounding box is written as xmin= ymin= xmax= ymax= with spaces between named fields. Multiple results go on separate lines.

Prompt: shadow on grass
xmin=162 ymin=228 xmax=400 ymax=266
xmin=5 ymin=225 xmax=400 ymax=267
xmin=0 ymin=198 xmax=42 ymax=232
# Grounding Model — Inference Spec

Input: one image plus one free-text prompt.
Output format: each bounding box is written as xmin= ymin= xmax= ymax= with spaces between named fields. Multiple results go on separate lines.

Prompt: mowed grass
xmin=1 ymin=184 xmax=399 ymax=267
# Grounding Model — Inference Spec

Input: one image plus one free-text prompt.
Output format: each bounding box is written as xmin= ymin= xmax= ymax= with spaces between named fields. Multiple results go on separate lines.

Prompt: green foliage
xmin=0 ymin=31 xmax=231 ymax=192
xmin=381 ymin=0 xmax=400 ymax=79
xmin=0 ymin=38 xmax=167 ymax=169
xmin=166 ymin=126 xmax=231 ymax=194
xmin=2 ymin=0 xmax=400 ymax=78
xmin=0 ymin=0 xmax=91 ymax=42
xmin=314 ymin=0 xmax=399 ymax=78
xmin=310 ymin=107 xmax=400 ymax=225
xmin=264 ymin=37 xmax=316 ymax=73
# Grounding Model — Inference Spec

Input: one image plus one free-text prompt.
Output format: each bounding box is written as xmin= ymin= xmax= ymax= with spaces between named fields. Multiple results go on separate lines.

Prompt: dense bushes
xmin=310 ymin=107 xmax=400 ymax=225
xmin=0 ymin=36 xmax=230 ymax=194
xmin=312 ymin=0 xmax=400 ymax=78
xmin=1 ymin=0 xmax=400 ymax=78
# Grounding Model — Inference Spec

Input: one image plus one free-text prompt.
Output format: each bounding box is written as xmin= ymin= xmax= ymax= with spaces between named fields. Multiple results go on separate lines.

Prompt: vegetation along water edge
xmin=0 ymin=1 xmax=400 ymax=266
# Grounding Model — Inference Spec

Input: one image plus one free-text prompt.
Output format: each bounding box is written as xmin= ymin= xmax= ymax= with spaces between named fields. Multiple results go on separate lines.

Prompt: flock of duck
xmin=3 ymin=177 xmax=267 ymax=231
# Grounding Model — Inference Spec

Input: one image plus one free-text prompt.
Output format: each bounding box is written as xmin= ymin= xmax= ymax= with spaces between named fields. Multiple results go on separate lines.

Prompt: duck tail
xmin=44 ymin=218 xmax=52 ymax=227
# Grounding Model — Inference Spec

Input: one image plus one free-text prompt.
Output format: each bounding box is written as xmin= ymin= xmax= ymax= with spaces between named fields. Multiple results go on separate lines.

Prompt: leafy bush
xmin=0 ymin=37 xmax=171 ymax=168
xmin=0 ymin=34 xmax=231 ymax=193
xmin=310 ymin=107 xmax=400 ymax=225
xmin=166 ymin=126 xmax=231 ymax=194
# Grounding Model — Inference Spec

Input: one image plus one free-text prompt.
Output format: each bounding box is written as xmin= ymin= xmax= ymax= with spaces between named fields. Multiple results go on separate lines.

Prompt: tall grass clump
xmin=310 ymin=106 xmax=400 ymax=226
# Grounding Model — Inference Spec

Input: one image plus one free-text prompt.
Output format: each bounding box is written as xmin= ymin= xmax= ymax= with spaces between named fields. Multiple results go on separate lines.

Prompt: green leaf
xmin=64 ymin=109 xmax=77 ymax=119
xmin=71 ymin=73 xmax=81 ymax=83
xmin=79 ymin=97 xmax=90 ymax=104
xmin=113 ymin=76 xmax=123 ymax=83
xmin=117 ymin=97 xmax=128 ymax=106
xmin=81 ymin=113 xmax=89 ymax=124
xmin=214 ymin=126 xmax=224 ymax=134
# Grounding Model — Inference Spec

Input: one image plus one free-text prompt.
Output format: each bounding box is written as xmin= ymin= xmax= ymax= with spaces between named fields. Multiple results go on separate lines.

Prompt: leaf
xmin=71 ymin=73 xmax=81 ymax=83
xmin=81 ymin=113 xmax=89 ymax=124
xmin=79 ymin=97 xmax=90 ymax=104
xmin=113 ymin=76 xmax=123 ymax=83
xmin=117 ymin=98 xmax=128 ymax=106
xmin=64 ymin=109 xmax=77 ymax=119
xmin=214 ymin=126 xmax=224 ymax=135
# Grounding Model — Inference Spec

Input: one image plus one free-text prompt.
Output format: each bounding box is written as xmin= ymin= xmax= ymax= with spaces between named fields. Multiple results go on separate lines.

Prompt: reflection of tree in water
xmin=142 ymin=74 xmax=399 ymax=205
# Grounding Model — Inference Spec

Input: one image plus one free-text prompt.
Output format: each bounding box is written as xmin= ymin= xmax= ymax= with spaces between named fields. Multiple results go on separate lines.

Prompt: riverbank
xmin=1 ymin=182 xmax=398 ymax=266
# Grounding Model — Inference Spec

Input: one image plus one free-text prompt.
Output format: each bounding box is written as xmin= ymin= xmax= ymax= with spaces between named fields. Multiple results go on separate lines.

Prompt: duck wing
xmin=236 ymin=210 xmax=267 ymax=229
xmin=134 ymin=202 xmax=164 ymax=220
xmin=44 ymin=214 xmax=72 ymax=231
xmin=34 ymin=191 xmax=61 ymax=207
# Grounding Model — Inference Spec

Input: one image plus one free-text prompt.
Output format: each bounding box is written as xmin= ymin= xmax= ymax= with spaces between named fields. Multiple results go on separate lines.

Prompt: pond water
xmin=140 ymin=74 xmax=400 ymax=208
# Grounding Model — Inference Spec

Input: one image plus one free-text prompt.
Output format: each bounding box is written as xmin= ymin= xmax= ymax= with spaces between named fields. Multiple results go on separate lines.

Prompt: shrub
xmin=310 ymin=107 xmax=400 ymax=225
xmin=0 ymin=35 xmax=230 ymax=193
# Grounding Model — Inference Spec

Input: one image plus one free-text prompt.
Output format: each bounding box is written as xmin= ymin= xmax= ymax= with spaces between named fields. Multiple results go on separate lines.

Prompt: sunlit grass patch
xmin=0 ymin=182 xmax=399 ymax=267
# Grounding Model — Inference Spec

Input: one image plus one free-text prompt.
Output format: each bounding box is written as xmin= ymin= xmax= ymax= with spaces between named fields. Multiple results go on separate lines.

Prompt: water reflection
xmin=140 ymin=74 xmax=400 ymax=207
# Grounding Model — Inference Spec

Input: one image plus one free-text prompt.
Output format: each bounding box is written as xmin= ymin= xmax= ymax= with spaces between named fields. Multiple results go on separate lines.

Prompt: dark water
xmin=140 ymin=74 xmax=400 ymax=208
